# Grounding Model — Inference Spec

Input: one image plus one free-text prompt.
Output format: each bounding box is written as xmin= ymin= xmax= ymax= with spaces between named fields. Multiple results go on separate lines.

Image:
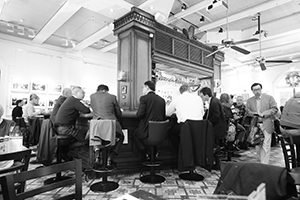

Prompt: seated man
xmin=55 ymin=86 xmax=91 ymax=159
xmin=90 ymin=84 xmax=124 ymax=166
xmin=133 ymin=80 xmax=166 ymax=161
xmin=50 ymin=88 xmax=72 ymax=125
xmin=166 ymin=84 xmax=204 ymax=153
xmin=280 ymin=92 xmax=300 ymax=164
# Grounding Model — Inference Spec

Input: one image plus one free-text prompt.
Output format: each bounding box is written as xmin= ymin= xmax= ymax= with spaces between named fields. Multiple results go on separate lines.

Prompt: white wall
xmin=0 ymin=35 xmax=118 ymax=118
xmin=221 ymin=63 xmax=300 ymax=106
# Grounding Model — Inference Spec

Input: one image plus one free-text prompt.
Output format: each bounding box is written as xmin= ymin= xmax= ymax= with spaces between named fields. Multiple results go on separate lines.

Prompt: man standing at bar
xmin=246 ymin=83 xmax=278 ymax=164
xmin=199 ymin=87 xmax=227 ymax=147
xmin=90 ymin=84 xmax=124 ymax=166
xmin=166 ymin=84 xmax=205 ymax=153
xmin=134 ymin=80 xmax=166 ymax=161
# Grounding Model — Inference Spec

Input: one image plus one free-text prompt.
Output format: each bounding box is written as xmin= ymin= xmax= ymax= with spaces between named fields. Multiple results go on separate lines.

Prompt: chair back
xmin=0 ymin=148 xmax=31 ymax=193
xmin=0 ymin=159 xmax=82 ymax=200
xmin=145 ymin=120 xmax=169 ymax=146
xmin=279 ymin=135 xmax=297 ymax=170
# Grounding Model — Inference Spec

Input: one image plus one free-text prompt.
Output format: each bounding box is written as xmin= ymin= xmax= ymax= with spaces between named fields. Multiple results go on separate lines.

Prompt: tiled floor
xmin=26 ymin=144 xmax=285 ymax=200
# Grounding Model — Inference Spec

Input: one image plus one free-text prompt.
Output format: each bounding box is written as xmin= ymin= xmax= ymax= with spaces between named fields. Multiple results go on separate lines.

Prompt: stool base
xmin=140 ymin=174 xmax=165 ymax=184
xmin=90 ymin=181 xmax=119 ymax=192
xmin=44 ymin=176 xmax=72 ymax=185
xmin=179 ymin=173 xmax=204 ymax=181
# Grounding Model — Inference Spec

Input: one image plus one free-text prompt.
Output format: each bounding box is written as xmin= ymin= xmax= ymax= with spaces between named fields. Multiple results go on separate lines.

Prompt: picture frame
xmin=48 ymin=83 xmax=63 ymax=94
xmin=11 ymin=80 xmax=30 ymax=92
xmin=31 ymin=82 xmax=47 ymax=93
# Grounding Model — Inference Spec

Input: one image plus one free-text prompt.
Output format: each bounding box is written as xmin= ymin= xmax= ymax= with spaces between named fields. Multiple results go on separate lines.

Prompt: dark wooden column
xmin=114 ymin=7 xmax=155 ymax=111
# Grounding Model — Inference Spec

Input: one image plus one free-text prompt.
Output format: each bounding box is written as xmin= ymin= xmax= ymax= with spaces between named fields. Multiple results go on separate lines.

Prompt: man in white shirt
xmin=166 ymin=84 xmax=205 ymax=153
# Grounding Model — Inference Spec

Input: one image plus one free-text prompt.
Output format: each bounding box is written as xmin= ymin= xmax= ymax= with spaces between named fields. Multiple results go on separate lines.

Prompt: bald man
xmin=50 ymin=88 xmax=72 ymax=124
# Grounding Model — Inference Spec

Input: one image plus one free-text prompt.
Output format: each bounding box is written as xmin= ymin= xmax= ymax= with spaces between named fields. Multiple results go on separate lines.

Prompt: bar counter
xmin=76 ymin=111 xmax=178 ymax=174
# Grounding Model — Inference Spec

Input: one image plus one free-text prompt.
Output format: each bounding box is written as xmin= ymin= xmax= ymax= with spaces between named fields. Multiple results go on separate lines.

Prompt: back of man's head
xmin=72 ymin=86 xmax=82 ymax=96
xmin=200 ymin=87 xmax=212 ymax=97
xmin=144 ymin=81 xmax=155 ymax=91
xmin=62 ymin=88 xmax=72 ymax=97
xmin=179 ymin=84 xmax=189 ymax=94
xmin=97 ymin=84 xmax=109 ymax=92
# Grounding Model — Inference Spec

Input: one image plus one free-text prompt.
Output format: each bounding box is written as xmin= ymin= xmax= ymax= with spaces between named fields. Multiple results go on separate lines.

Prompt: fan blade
xmin=205 ymin=46 xmax=225 ymax=58
xmin=233 ymin=38 xmax=259 ymax=45
xmin=265 ymin=60 xmax=293 ymax=63
xmin=231 ymin=45 xmax=251 ymax=55
xmin=259 ymin=62 xmax=267 ymax=71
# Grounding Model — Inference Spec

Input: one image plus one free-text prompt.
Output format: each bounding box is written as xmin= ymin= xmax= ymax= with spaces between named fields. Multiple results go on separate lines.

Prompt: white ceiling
xmin=0 ymin=0 xmax=299 ymax=70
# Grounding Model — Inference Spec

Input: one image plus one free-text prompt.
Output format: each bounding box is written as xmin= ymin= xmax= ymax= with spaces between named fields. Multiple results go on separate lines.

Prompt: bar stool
xmin=44 ymin=134 xmax=74 ymax=185
xmin=140 ymin=120 xmax=169 ymax=184
xmin=89 ymin=119 xmax=119 ymax=192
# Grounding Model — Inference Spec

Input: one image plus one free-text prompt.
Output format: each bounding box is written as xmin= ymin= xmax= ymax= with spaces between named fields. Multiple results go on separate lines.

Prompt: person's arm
xmin=136 ymin=96 xmax=146 ymax=119
xmin=76 ymin=100 xmax=90 ymax=114
xmin=113 ymin=97 xmax=122 ymax=118
xmin=166 ymin=99 xmax=176 ymax=117
xmin=261 ymin=96 xmax=278 ymax=118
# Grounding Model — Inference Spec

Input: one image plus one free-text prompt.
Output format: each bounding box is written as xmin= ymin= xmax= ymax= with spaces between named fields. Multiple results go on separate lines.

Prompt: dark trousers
xmin=110 ymin=131 xmax=124 ymax=158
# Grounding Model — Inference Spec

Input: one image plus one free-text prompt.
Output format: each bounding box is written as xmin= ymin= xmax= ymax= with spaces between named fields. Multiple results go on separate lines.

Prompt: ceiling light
xmin=218 ymin=27 xmax=223 ymax=34
xmin=181 ymin=3 xmax=187 ymax=11
xmin=70 ymin=40 xmax=76 ymax=48
xmin=149 ymin=6 xmax=154 ymax=10
xmin=109 ymin=8 xmax=114 ymax=12
xmin=17 ymin=26 xmax=24 ymax=35
xmin=200 ymin=15 xmax=205 ymax=23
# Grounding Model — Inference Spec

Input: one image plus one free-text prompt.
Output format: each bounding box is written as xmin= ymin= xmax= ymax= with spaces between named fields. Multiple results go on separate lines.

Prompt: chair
xmin=0 ymin=148 xmax=31 ymax=193
xmin=0 ymin=159 xmax=82 ymax=200
xmin=140 ymin=120 xmax=169 ymax=184
xmin=178 ymin=120 xmax=214 ymax=181
xmin=44 ymin=134 xmax=74 ymax=184
xmin=89 ymin=119 xmax=119 ymax=192
xmin=279 ymin=134 xmax=300 ymax=197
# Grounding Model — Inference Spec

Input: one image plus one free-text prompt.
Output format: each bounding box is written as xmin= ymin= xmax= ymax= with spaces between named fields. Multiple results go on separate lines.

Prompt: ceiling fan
xmin=206 ymin=0 xmax=258 ymax=58
xmin=254 ymin=13 xmax=293 ymax=71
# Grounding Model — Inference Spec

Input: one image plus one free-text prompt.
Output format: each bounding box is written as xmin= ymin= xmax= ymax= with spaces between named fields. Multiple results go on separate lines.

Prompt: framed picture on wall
xmin=48 ymin=83 xmax=63 ymax=94
xmin=11 ymin=80 xmax=30 ymax=92
xmin=31 ymin=82 xmax=47 ymax=93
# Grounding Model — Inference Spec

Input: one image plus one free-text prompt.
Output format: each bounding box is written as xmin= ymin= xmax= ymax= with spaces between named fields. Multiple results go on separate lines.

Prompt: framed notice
xmin=31 ymin=82 xmax=47 ymax=93
xmin=11 ymin=80 xmax=30 ymax=92
xmin=48 ymin=83 xmax=63 ymax=94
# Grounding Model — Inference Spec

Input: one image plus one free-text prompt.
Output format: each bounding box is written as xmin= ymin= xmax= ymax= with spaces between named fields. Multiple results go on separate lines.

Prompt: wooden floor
xmin=21 ymin=144 xmax=286 ymax=200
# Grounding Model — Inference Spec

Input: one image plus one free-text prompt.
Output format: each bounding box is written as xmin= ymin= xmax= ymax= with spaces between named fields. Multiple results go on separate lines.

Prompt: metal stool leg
xmin=90 ymin=148 xmax=118 ymax=192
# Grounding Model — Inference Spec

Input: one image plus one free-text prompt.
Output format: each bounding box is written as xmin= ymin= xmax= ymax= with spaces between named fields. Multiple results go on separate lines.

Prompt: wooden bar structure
xmin=78 ymin=7 xmax=225 ymax=173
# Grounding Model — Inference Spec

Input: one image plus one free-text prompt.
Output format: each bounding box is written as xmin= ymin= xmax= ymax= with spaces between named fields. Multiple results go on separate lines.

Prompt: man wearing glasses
xmin=246 ymin=83 xmax=278 ymax=164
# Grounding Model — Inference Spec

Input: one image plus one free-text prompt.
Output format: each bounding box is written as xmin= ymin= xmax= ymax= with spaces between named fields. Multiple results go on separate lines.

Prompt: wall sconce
xmin=218 ymin=27 xmax=223 ymax=34
xmin=28 ymin=29 xmax=36 ymax=38
xmin=17 ymin=26 xmax=24 ymax=35
xmin=7 ymin=23 xmax=14 ymax=32
xmin=117 ymin=70 xmax=128 ymax=82
xmin=200 ymin=15 xmax=205 ymax=23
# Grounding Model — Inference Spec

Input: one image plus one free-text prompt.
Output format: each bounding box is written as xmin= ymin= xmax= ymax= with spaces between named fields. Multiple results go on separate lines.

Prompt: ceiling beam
xmin=72 ymin=23 xmax=114 ymax=51
xmin=196 ymin=0 xmax=293 ymax=33
xmin=167 ymin=0 xmax=212 ymax=24
xmin=32 ymin=1 xmax=81 ymax=44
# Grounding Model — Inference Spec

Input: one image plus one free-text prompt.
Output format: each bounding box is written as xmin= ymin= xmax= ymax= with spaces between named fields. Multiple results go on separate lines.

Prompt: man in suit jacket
xmin=90 ymin=84 xmax=124 ymax=166
xmin=246 ymin=83 xmax=278 ymax=164
xmin=134 ymin=80 xmax=166 ymax=161
xmin=199 ymin=87 xmax=227 ymax=146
